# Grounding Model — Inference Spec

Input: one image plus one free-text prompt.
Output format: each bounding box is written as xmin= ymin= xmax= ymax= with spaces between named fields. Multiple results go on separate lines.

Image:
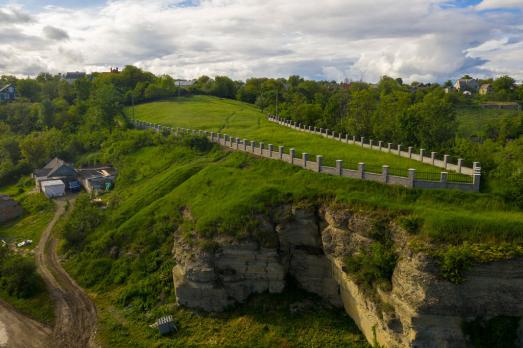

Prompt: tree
xmin=16 ymin=79 xmax=41 ymax=102
xmin=492 ymin=75 xmax=516 ymax=101
xmin=212 ymin=76 xmax=236 ymax=98
xmin=87 ymin=83 xmax=122 ymax=129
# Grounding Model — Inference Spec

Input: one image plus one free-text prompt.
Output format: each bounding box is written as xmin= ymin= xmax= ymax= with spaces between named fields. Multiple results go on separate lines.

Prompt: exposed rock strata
xmin=172 ymin=206 xmax=523 ymax=347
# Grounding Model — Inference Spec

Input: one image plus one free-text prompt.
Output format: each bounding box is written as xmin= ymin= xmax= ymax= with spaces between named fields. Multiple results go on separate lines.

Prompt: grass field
xmin=127 ymin=96 xmax=453 ymax=173
xmin=456 ymin=106 xmax=522 ymax=139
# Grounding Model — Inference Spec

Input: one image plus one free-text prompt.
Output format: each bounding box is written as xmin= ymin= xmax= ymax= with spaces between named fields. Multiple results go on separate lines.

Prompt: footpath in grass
xmin=127 ymin=96 xmax=450 ymax=173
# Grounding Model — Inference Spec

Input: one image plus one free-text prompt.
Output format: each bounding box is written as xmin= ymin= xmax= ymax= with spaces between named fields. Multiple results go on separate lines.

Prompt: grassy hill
xmin=127 ymin=96 xmax=455 ymax=173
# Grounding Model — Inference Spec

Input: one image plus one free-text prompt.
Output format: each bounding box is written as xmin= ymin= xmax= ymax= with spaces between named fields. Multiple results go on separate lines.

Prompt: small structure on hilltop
xmin=0 ymin=195 xmax=23 ymax=223
xmin=0 ymin=84 xmax=16 ymax=102
xmin=454 ymin=79 xmax=479 ymax=93
xmin=479 ymin=83 xmax=493 ymax=96
xmin=77 ymin=166 xmax=117 ymax=195
xmin=33 ymin=157 xmax=78 ymax=192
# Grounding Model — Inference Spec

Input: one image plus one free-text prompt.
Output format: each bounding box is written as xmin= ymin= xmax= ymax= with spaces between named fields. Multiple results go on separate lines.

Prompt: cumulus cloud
xmin=0 ymin=0 xmax=522 ymax=82
xmin=476 ymin=0 xmax=523 ymax=10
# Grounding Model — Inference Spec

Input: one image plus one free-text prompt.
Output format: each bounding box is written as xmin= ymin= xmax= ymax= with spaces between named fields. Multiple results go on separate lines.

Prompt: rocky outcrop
xmin=172 ymin=205 xmax=523 ymax=348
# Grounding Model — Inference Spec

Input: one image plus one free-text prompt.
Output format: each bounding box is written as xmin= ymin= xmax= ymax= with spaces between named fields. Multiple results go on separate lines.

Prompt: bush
xmin=439 ymin=245 xmax=473 ymax=283
xmin=62 ymin=195 xmax=103 ymax=248
xmin=182 ymin=135 xmax=213 ymax=153
xmin=0 ymin=254 xmax=42 ymax=298
xmin=344 ymin=242 xmax=398 ymax=291
xmin=398 ymin=215 xmax=423 ymax=234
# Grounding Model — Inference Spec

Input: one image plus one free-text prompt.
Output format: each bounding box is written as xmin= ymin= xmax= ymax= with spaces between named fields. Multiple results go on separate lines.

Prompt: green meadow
xmin=127 ymin=95 xmax=456 ymax=173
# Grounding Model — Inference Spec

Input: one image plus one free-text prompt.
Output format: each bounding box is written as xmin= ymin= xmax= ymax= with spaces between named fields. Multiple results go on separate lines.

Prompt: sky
xmin=0 ymin=0 xmax=522 ymax=82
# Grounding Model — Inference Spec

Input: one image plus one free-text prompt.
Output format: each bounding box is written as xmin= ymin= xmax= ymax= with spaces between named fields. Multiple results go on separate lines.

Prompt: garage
xmin=41 ymin=180 xmax=66 ymax=198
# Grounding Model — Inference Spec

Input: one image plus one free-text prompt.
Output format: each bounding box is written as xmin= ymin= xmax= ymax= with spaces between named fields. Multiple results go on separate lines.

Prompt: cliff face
xmin=172 ymin=205 xmax=523 ymax=348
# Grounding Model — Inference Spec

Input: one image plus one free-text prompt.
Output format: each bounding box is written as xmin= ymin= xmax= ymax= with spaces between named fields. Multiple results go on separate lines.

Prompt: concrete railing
xmin=267 ymin=115 xmax=479 ymax=176
xmin=132 ymin=120 xmax=481 ymax=192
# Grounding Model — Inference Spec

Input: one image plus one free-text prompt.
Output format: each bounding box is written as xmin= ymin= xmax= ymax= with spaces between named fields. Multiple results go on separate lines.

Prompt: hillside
xmin=55 ymin=129 xmax=523 ymax=346
xmin=126 ymin=96 xmax=457 ymax=173
xmin=456 ymin=106 xmax=523 ymax=139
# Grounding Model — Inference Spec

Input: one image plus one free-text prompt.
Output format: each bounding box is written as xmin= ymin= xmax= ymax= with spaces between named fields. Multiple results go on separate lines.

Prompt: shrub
xmin=182 ymin=135 xmax=213 ymax=153
xmin=344 ymin=242 xmax=398 ymax=290
xmin=398 ymin=215 xmax=423 ymax=234
xmin=62 ymin=195 xmax=103 ymax=248
xmin=438 ymin=245 xmax=473 ymax=283
xmin=0 ymin=254 xmax=42 ymax=298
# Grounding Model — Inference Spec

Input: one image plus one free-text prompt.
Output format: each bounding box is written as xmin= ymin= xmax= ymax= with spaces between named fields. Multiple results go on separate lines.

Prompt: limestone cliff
xmin=172 ymin=205 xmax=523 ymax=348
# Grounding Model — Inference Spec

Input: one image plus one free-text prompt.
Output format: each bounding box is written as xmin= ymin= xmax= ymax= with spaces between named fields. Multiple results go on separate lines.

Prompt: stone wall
xmin=172 ymin=204 xmax=523 ymax=348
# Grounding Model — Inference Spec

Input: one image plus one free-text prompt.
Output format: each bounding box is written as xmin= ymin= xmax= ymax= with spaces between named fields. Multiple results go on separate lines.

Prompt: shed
xmin=157 ymin=315 xmax=177 ymax=336
xmin=41 ymin=180 xmax=65 ymax=198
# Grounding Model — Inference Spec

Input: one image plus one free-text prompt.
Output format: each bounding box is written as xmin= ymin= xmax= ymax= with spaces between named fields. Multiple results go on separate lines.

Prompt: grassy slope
xmin=456 ymin=106 xmax=522 ymax=139
xmin=128 ymin=96 xmax=449 ymax=172
xmin=0 ymin=181 xmax=55 ymax=325
xmin=64 ymin=141 xmax=370 ymax=347
xmin=60 ymin=131 xmax=523 ymax=346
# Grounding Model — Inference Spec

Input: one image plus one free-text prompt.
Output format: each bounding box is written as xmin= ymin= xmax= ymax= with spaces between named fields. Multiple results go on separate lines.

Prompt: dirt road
xmin=35 ymin=198 xmax=98 ymax=348
xmin=0 ymin=299 xmax=51 ymax=348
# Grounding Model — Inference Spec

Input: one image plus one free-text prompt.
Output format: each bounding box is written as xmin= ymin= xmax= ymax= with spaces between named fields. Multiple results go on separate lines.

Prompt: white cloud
xmin=0 ymin=0 xmax=522 ymax=82
xmin=476 ymin=0 xmax=523 ymax=10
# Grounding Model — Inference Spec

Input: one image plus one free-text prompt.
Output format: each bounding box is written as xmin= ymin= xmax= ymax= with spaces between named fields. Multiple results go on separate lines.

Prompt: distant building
xmin=41 ymin=180 xmax=66 ymax=198
xmin=33 ymin=157 xmax=77 ymax=192
xmin=110 ymin=67 xmax=119 ymax=73
xmin=453 ymin=79 xmax=479 ymax=93
xmin=0 ymin=84 xmax=16 ymax=102
xmin=479 ymin=84 xmax=493 ymax=95
xmin=176 ymin=79 xmax=196 ymax=87
xmin=0 ymin=195 xmax=23 ymax=223
xmin=76 ymin=166 xmax=116 ymax=194
xmin=63 ymin=72 xmax=86 ymax=84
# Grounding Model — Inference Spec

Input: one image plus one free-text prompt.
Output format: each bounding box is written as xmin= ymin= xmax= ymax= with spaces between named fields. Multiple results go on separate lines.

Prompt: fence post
xmin=408 ymin=168 xmax=416 ymax=188
xmin=382 ymin=165 xmax=389 ymax=183
xmin=388 ymin=143 xmax=392 ymax=153
xmin=345 ymin=134 xmax=349 ymax=143
xmin=314 ymin=127 xmax=317 ymax=133
xmin=431 ymin=152 xmax=436 ymax=165
xmin=473 ymin=172 xmax=481 ymax=192
xmin=408 ymin=146 xmax=412 ymax=158
xmin=320 ymin=127 xmax=323 ymax=134
xmin=251 ymin=140 xmax=256 ymax=153
xmin=259 ymin=142 xmax=264 ymax=156
xmin=378 ymin=141 xmax=382 ymax=151
xmin=268 ymin=144 xmax=274 ymax=157
xmin=358 ymin=162 xmax=365 ymax=179
xmin=336 ymin=160 xmax=343 ymax=176
xmin=338 ymin=133 xmax=342 ymax=141
xmin=309 ymin=126 xmax=312 ymax=132
xmin=440 ymin=172 xmax=448 ymax=188
xmin=369 ymin=139 xmax=373 ymax=149
xmin=210 ymin=132 xmax=215 ymax=142
xmin=443 ymin=154 xmax=449 ymax=169
xmin=316 ymin=155 xmax=323 ymax=172
xmin=302 ymin=153 xmax=308 ymax=168
xmin=278 ymin=145 xmax=284 ymax=159
xmin=420 ymin=149 xmax=425 ymax=162
xmin=290 ymin=148 xmax=295 ymax=164
xmin=243 ymin=139 xmax=248 ymax=151
xmin=236 ymin=137 xmax=240 ymax=149
xmin=457 ymin=158 xmax=463 ymax=173
xmin=397 ymin=144 xmax=402 ymax=156
xmin=352 ymin=135 xmax=356 ymax=144
xmin=325 ymin=129 xmax=329 ymax=137
xmin=360 ymin=137 xmax=365 ymax=147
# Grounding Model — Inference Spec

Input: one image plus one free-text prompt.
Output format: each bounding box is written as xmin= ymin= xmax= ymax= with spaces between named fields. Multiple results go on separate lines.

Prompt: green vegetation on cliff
xmin=53 ymin=128 xmax=523 ymax=344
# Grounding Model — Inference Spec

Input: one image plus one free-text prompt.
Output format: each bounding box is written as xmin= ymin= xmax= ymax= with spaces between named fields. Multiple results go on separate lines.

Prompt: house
xmin=0 ymin=195 xmax=23 ymax=223
xmin=76 ymin=166 xmax=116 ymax=194
xmin=33 ymin=157 xmax=78 ymax=192
xmin=0 ymin=84 xmax=16 ymax=102
xmin=453 ymin=79 xmax=479 ymax=93
xmin=63 ymin=72 xmax=86 ymax=84
xmin=479 ymin=84 xmax=493 ymax=96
